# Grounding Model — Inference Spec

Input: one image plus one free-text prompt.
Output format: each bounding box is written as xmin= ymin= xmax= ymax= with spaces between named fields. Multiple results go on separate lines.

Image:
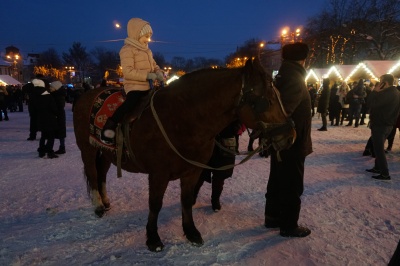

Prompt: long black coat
xmin=51 ymin=87 xmax=67 ymax=139
xmin=274 ymin=60 xmax=312 ymax=157
xmin=328 ymin=86 xmax=341 ymax=115
xmin=317 ymin=84 xmax=330 ymax=114
xmin=31 ymin=88 xmax=58 ymax=132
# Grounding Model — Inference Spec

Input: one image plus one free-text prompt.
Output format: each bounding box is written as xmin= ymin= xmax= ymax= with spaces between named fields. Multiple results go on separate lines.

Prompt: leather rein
xmin=143 ymin=73 xmax=294 ymax=171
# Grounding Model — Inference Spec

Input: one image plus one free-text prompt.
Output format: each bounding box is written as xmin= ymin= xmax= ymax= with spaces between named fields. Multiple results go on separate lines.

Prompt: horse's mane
xmin=166 ymin=60 xmax=273 ymax=100
xmin=168 ymin=67 xmax=237 ymax=91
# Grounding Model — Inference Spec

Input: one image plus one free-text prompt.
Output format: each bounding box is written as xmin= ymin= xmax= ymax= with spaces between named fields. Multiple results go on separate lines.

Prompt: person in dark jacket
xmin=365 ymin=74 xmax=400 ymax=180
xmin=308 ymin=84 xmax=317 ymax=117
xmin=0 ymin=85 xmax=9 ymax=121
xmin=359 ymin=82 xmax=373 ymax=125
xmin=24 ymin=74 xmax=47 ymax=140
xmin=50 ymin=81 xmax=67 ymax=154
xmin=31 ymin=79 xmax=59 ymax=159
xmin=346 ymin=79 xmax=366 ymax=127
xmin=317 ymin=78 xmax=330 ymax=131
xmin=328 ymin=82 xmax=341 ymax=126
xmin=71 ymin=83 xmax=85 ymax=112
xmin=193 ymin=120 xmax=241 ymax=212
xmin=264 ymin=42 xmax=312 ymax=238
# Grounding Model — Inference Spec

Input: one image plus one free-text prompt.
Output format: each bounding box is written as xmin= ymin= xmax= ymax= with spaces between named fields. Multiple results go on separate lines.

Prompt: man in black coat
xmin=317 ymin=78 xmax=331 ymax=131
xmin=50 ymin=81 xmax=67 ymax=154
xmin=31 ymin=79 xmax=59 ymax=159
xmin=23 ymin=82 xmax=37 ymax=139
xmin=264 ymin=42 xmax=312 ymax=237
xmin=365 ymin=74 xmax=400 ymax=180
xmin=193 ymin=120 xmax=241 ymax=212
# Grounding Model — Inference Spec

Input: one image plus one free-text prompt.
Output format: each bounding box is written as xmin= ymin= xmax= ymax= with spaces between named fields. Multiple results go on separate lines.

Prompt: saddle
xmin=89 ymin=88 xmax=152 ymax=150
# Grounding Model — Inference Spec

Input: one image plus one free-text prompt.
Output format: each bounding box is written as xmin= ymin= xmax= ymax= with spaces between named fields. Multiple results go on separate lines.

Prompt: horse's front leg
xmin=146 ymin=174 xmax=169 ymax=252
xmin=181 ymin=176 xmax=204 ymax=246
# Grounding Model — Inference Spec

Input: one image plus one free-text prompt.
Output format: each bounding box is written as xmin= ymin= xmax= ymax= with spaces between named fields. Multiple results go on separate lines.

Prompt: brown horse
xmin=73 ymin=58 xmax=296 ymax=252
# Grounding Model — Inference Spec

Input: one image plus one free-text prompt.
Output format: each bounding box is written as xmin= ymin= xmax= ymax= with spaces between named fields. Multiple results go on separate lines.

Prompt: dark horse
xmin=73 ymin=58 xmax=296 ymax=252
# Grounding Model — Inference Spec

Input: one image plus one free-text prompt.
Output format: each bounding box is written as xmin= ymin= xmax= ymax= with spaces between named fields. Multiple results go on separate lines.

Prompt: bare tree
xmin=91 ymin=47 xmax=119 ymax=82
xmin=37 ymin=48 xmax=63 ymax=69
xmin=62 ymin=42 xmax=93 ymax=83
xmin=304 ymin=0 xmax=400 ymax=67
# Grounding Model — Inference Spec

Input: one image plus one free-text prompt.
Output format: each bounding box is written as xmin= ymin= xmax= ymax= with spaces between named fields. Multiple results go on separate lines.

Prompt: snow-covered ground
xmin=0 ymin=103 xmax=399 ymax=266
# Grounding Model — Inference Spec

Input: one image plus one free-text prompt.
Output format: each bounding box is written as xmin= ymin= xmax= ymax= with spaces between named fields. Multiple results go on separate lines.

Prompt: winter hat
xmin=126 ymin=18 xmax=153 ymax=41
xmin=139 ymin=24 xmax=153 ymax=37
xmin=50 ymin=81 xmax=63 ymax=90
xmin=282 ymin=42 xmax=309 ymax=61
xmin=32 ymin=79 xmax=45 ymax=88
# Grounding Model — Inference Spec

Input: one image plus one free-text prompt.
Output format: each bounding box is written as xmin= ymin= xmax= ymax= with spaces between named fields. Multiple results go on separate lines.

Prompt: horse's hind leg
xmin=96 ymin=152 xmax=112 ymax=211
xmin=181 ymin=175 xmax=204 ymax=246
xmin=81 ymin=147 xmax=109 ymax=217
xmin=146 ymin=173 xmax=169 ymax=252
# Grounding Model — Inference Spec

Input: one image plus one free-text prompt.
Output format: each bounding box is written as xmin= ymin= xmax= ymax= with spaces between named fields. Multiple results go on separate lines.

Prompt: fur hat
xmin=282 ymin=42 xmax=309 ymax=61
xmin=50 ymin=81 xmax=63 ymax=90
xmin=32 ymin=79 xmax=45 ymax=88
xmin=139 ymin=24 xmax=153 ymax=37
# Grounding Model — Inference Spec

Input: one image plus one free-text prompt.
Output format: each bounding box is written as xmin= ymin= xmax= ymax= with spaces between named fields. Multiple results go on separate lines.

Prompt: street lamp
xmin=163 ymin=67 xmax=172 ymax=77
xmin=6 ymin=53 xmax=20 ymax=81
xmin=258 ymin=42 xmax=265 ymax=62
xmin=281 ymin=27 xmax=302 ymax=46
xmin=65 ymin=66 xmax=75 ymax=83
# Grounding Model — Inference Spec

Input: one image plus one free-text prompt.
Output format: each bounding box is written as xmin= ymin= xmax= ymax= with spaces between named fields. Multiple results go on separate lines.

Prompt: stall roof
xmin=364 ymin=60 xmax=398 ymax=76
xmin=305 ymin=68 xmax=329 ymax=83
xmin=0 ymin=75 xmax=21 ymax=85
xmin=345 ymin=60 xmax=398 ymax=82
xmin=333 ymin=65 xmax=357 ymax=80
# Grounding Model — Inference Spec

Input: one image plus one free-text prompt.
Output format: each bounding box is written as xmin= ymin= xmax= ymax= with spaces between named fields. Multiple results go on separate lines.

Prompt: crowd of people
xmin=21 ymin=75 xmax=69 ymax=159
xmin=310 ymin=77 xmax=396 ymax=131
xmin=0 ymin=84 xmax=25 ymax=121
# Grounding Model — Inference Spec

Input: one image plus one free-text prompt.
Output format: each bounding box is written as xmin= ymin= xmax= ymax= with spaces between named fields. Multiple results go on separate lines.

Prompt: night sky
xmin=1 ymin=0 xmax=326 ymax=61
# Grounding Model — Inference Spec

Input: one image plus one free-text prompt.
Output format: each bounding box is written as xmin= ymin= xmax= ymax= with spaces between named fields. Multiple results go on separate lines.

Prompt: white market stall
xmin=0 ymin=75 xmax=21 ymax=86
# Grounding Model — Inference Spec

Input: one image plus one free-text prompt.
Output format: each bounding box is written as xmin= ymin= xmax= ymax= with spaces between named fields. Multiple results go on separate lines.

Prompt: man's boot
xmin=55 ymin=146 xmax=66 ymax=154
xmin=47 ymin=151 xmax=59 ymax=159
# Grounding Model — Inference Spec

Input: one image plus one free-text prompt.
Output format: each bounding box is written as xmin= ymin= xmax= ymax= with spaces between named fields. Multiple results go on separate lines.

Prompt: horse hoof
xmin=94 ymin=206 xmax=106 ymax=217
xmin=146 ymin=240 xmax=164 ymax=252
xmin=187 ymin=235 xmax=204 ymax=246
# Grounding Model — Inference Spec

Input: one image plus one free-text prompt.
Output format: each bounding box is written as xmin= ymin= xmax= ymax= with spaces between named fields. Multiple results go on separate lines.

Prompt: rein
xmin=149 ymin=89 xmax=260 ymax=170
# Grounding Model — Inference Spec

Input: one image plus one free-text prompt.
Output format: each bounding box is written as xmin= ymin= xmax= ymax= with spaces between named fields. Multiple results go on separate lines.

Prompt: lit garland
xmin=344 ymin=62 xmax=379 ymax=82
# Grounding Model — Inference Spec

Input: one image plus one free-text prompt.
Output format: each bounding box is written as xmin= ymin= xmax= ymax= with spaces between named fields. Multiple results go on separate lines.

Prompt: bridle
xmin=236 ymin=73 xmax=295 ymax=152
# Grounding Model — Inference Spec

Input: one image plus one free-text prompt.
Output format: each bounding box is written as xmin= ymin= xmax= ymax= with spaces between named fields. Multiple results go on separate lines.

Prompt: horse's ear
xmin=244 ymin=57 xmax=253 ymax=68
xmin=244 ymin=57 xmax=254 ymax=75
xmin=252 ymin=56 xmax=261 ymax=66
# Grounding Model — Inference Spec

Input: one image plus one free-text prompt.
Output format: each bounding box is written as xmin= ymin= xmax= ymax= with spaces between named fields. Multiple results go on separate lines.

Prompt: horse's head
xmin=236 ymin=57 xmax=296 ymax=151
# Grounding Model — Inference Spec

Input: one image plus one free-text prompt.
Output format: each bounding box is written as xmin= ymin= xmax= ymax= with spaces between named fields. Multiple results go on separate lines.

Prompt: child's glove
xmin=147 ymin=73 xmax=157 ymax=81
xmin=156 ymin=71 xmax=164 ymax=81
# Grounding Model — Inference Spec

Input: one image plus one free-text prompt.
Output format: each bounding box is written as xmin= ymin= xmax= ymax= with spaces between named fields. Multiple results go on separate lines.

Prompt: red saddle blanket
xmin=89 ymin=88 xmax=125 ymax=149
